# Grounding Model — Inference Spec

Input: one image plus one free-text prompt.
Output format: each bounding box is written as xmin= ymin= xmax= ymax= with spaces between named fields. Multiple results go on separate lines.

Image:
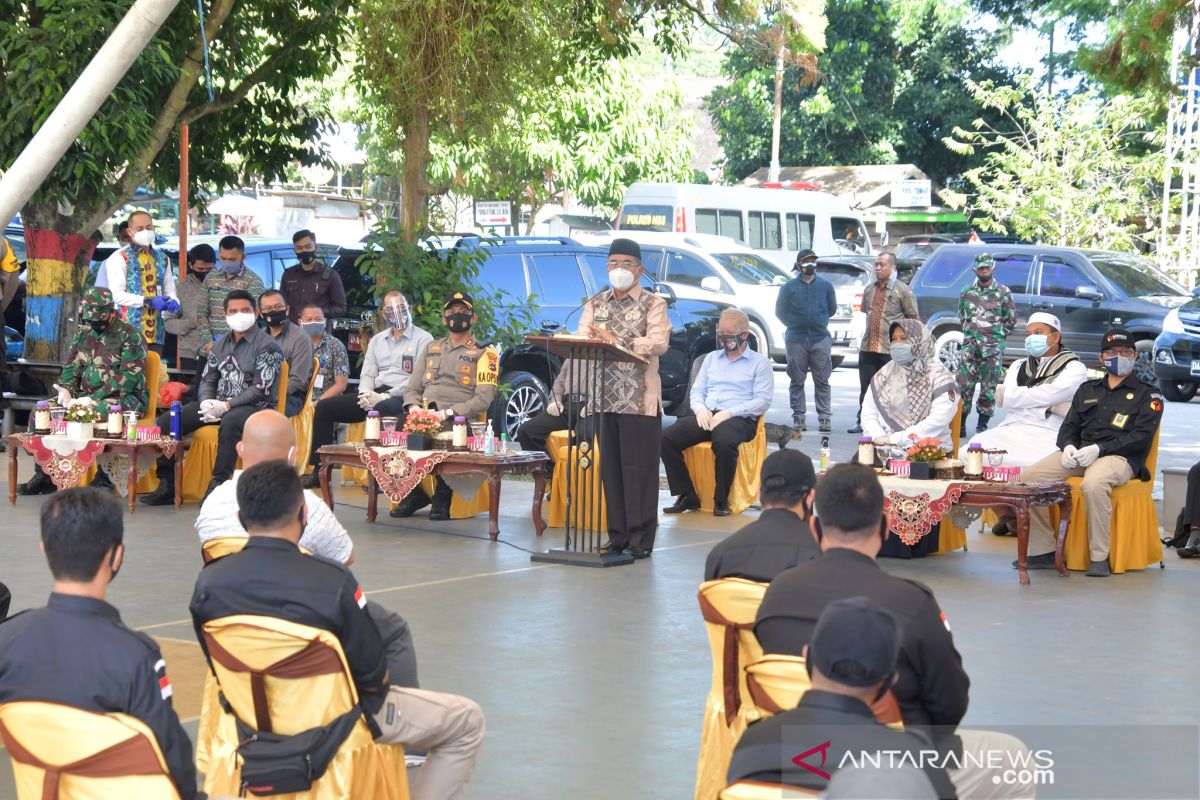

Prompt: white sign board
xmin=891 ymin=179 xmax=932 ymax=208
xmin=474 ymin=200 xmax=513 ymax=227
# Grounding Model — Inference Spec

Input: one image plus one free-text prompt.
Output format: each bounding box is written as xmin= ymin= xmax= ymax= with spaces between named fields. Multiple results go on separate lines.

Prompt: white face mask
xmin=226 ymin=312 xmax=257 ymax=333
xmin=132 ymin=229 xmax=156 ymax=248
xmin=609 ymin=267 xmax=636 ymax=291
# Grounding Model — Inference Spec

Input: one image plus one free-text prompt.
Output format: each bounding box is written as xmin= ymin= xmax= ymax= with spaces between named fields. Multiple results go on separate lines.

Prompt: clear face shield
xmin=382 ymin=297 xmax=410 ymax=330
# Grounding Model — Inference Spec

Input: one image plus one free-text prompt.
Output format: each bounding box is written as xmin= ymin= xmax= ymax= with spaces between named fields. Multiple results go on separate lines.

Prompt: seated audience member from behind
xmin=1018 ymin=326 xmax=1164 ymax=577
xmin=0 ymin=489 xmax=197 ymax=799
xmin=754 ymin=463 xmax=1033 ymax=800
xmin=704 ymin=449 xmax=819 ymax=582
xmin=726 ymin=597 xmax=956 ymax=798
xmin=195 ymin=409 xmax=419 ymax=687
xmin=190 ymin=461 xmax=484 ymax=799
xmin=661 ymin=307 xmax=773 ymax=517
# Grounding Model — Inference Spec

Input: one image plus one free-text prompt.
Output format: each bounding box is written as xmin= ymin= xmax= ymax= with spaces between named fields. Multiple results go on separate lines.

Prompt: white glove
xmin=52 ymin=383 xmax=72 ymax=407
xmin=694 ymin=407 xmax=713 ymax=430
xmin=407 ymin=404 xmax=421 ymax=414
xmin=546 ymin=399 xmax=563 ymax=417
xmin=873 ymin=434 xmax=895 ymax=446
xmin=1060 ymin=445 xmax=1079 ymax=469
xmin=1075 ymin=443 xmax=1101 ymax=467
xmin=710 ymin=410 xmax=734 ymax=429
xmin=995 ymin=386 xmax=1005 ymax=407
xmin=199 ymin=399 xmax=221 ymax=416
xmin=202 ymin=400 xmax=230 ymax=422
xmin=358 ymin=391 xmax=384 ymax=410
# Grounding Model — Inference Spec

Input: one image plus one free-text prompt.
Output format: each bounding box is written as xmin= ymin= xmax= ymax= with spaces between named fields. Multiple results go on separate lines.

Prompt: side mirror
xmin=699 ymin=276 xmax=722 ymax=293
xmin=1075 ymin=285 xmax=1103 ymax=301
xmin=653 ymin=281 xmax=677 ymax=305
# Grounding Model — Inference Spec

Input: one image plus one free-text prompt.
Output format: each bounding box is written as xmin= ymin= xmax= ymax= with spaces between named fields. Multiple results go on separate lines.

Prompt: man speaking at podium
xmin=581 ymin=239 xmax=670 ymax=559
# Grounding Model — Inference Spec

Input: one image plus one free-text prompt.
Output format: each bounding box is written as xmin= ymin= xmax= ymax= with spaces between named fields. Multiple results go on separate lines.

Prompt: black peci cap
xmin=608 ymin=238 xmax=642 ymax=261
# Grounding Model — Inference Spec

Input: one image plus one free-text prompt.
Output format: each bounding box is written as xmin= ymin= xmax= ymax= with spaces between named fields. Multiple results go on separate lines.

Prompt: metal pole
xmin=177 ymin=121 xmax=189 ymax=369
xmin=0 ymin=0 xmax=182 ymax=227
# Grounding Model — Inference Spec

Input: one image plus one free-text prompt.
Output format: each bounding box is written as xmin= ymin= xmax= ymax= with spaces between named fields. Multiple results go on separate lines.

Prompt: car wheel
xmin=748 ymin=320 xmax=768 ymax=355
xmin=493 ymin=371 xmax=547 ymax=440
xmin=1159 ymin=379 xmax=1198 ymax=402
xmin=831 ymin=356 xmax=844 ymax=369
xmin=933 ymin=329 xmax=964 ymax=373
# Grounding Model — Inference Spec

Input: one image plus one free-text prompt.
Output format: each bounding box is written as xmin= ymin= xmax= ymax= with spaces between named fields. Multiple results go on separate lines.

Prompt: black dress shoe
xmin=846 ymin=424 xmax=863 ymax=434
xmin=663 ymin=492 xmax=701 ymax=514
xmin=713 ymin=500 xmax=731 ymax=516
xmin=600 ymin=541 xmax=626 ymax=555
xmin=627 ymin=547 xmax=652 ymax=560
xmin=300 ymin=471 xmax=320 ymax=489
xmin=138 ymin=486 xmax=175 ymax=506
xmin=17 ymin=471 xmax=55 ymax=496
xmin=1012 ymin=552 xmax=1057 ymax=569
xmin=390 ymin=489 xmax=431 ymax=518
xmin=90 ymin=472 xmax=116 ymax=492
xmin=991 ymin=520 xmax=1015 ymax=537
xmin=1177 ymin=547 xmax=1199 ymax=558
xmin=429 ymin=504 xmax=451 ymax=521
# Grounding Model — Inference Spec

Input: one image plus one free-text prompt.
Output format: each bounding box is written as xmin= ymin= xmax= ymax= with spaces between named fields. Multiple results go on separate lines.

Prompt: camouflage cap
xmin=972 ymin=252 xmax=995 ymax=270
xmin=80 ymin=287 xmax=115 ymax=321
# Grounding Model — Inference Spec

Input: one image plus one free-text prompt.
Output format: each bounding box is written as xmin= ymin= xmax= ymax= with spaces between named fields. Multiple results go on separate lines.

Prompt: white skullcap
xmin=1027 ymin=312 xmax=1061 ymax=332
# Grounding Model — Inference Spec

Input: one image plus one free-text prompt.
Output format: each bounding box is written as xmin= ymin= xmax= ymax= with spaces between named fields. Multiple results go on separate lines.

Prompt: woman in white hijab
xmin=861 ymin=318 xmax=958 ymax=448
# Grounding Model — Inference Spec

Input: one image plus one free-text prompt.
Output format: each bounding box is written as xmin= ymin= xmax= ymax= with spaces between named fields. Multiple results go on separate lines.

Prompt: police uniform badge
xmin=1112 ymin=412 xmax=1129 ymax=429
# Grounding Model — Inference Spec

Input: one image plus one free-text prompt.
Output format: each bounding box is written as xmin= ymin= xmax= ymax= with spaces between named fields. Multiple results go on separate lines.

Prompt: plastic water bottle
xmin=483 ymin=431 xmax=495 ymax=456
xmin=170 ymin=401 xmax=182 ymax=440
xmin=499 ymin=433 xmax=508 ymax=454
xmin=819 ymin=435 xmax=831 ymax=472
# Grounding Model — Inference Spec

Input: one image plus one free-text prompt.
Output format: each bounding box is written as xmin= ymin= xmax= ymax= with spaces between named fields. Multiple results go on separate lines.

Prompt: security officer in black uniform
xmin=1020 ymin=326 xmax=1164 ymax=577
xmin=0 ymin=488 xmax=197 ymax=799
xmin=390 ymin=291 xmax=499 ymax=521
xmin=728 ymin=597 xmax=956 ymax=798
xmin=704 ymin=449 xmax=819 ymax=582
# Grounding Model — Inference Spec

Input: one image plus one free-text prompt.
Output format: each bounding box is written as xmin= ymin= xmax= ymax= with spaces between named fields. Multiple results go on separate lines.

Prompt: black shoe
xmin=600 ymin=541 xmax=626 ymax=555
xmin=818 ymin=419 xmax=831 ymax=433
xmin=663 ymin=492 xmax=701 ymax=514
xmin=1086 ymin=559 xmax=1111 ymax=577
xmin=17 ymin=472 xmax=55 ymax=495
xmin=1012 ymin=552 xmax=1056 ymax=569
xmin=300 ymin=471 xmax=320 ymax=489
xmin=90 ymin=472 xmax=116 ymax=492
xmin=429 ymin=505 xmax=451 ymax=521
xmin=991 ymin=520 xmax=1015 ymax=537
xmin=1177 ymin=547 xmax=1199 ymax=559
xmin=975 ymin=414 xmax=992 ymax=434
xmin=713 ymin=500 xmax=731 ymax=517
xmin=389 ymin=489 xmax=431 ymax=518
xmin=139 ymin=485 xmax=175 ymax=506
xmin=846 ymin=424 xmax=863 ymax=434
xmin=627 ymin=547 xmax=652 ymax=560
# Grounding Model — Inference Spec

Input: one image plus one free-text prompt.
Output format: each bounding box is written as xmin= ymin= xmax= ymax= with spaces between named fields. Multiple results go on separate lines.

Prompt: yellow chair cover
xmin=342 ymin=421 xmax=370 ymax=487
xmin=546 ymin=429 xmax=607 ymax=530
xmin=81 ymin=350 xmax=164 ymax=494
xmin=293 ymin=357 xmax=320 ymax=476
xmin=682 ymin=416 xmax=767 ymax=515
xmin=720 ymin=780 xmax=822 ymax=799
xmin=694 ymin=578 xmax=768 ymax=800
xmin=182 ymin=361 xmax=289 ymax=503
xmin=196 ymin=614 xmax=409 ymax=800
xmin=0 ymin=701 xmax=181 ymax=800
xmin=742 ymin=654 xmax=812 ymax=720
xmin=1064 ymin=426 xmax=1163 ymax=573
xmin=935 ymin=400 xmax=967 ymax=554
xmin=409 ymin=474 xmax=490 ymax=519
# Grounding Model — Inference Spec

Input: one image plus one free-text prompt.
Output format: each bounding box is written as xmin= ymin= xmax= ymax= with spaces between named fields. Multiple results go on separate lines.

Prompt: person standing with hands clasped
xmin=956 ymin=252 xmax=1016 ymax=437
xmin=582 ymin=239 xmax=670 ymax=559
xmin=1017 ymin=327 xmax=1164 ymax=577
xmin=776 ymin=248 xmax=837 ymax=433
xmin=100 ymin=210 xmax=179 ymax=352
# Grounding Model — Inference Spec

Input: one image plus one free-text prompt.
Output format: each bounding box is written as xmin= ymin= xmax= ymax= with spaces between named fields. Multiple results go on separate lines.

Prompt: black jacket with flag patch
xmin=1057 ymin=374 xmax=1163 ymax=481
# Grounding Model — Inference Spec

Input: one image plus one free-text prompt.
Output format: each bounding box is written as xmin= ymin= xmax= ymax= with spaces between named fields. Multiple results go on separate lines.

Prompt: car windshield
xmin=1088 ymin=254 xmax=1187 ymax=299
xmin=712 ymin=252 xmax=789 ymax=285
xmin=895 ymin=240 xmax=944 ymax=261
xmin=819 ymin=264 xmax=871 ymax=288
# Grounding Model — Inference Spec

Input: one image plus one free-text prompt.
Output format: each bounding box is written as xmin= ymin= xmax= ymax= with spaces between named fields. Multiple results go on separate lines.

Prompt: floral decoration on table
xmin=905 ymin=435 xmax=946 ymax=462
xmin=65 ymin=397 xmax=102 ymax=423
xmin=403 ymin=409 xmax=443 ymax=435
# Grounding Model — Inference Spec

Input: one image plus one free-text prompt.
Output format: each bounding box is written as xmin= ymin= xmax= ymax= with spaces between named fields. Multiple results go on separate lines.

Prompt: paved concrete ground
xmin=2 ymin=363 xmax=1198 ymax=798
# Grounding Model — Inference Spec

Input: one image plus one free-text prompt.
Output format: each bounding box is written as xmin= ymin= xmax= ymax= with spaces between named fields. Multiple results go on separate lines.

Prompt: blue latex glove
xmin=147 ymin=296 xmax=168 ymax=312
xmin=163 ymin=298 xmax=180 ymax=314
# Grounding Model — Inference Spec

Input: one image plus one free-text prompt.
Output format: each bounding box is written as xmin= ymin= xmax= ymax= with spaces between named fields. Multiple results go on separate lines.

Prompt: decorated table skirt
xmin=878 ymin=475 xmax=982 ymax=546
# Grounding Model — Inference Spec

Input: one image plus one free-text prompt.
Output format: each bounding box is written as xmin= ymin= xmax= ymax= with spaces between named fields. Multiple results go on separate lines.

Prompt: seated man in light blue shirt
xmin=662 ymin=308 xmax=774 ymax=516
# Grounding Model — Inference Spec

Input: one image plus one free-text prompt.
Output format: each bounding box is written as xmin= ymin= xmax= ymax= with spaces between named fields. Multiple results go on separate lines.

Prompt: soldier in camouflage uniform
xmin=18 ymin=288 xmax=148 ymax=495
xmin=957 ymin=253 xmax=1016 ymax=436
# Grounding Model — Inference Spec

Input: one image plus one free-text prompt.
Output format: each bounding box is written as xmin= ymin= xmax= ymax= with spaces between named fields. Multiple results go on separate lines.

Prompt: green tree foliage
xmin=707 ymin=0 xmax=1011 ymax=183
xmin=942 ymin=78 xmax=1161 ymax=251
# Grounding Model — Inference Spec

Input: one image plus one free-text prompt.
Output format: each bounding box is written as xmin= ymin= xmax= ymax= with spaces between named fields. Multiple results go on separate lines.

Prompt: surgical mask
xmin=262 ymin=310 xmax=288 ymax=327
xmin=445 ymin=312 xmax=472 ymax=333
xmin=889 ymin=343 xmax=915 ymax=365
xmin=608 ymin=268 xmax=636 ymax=291
xmin=226 ymin=312 xmax=257 ymax=333
xmin=383 ymin=301 xmax=410 ymax=330
xmin=717 ymin=333 xmax=745 ymax=352
xmin=132 ymin=229 xmax=156 ymax=248
xmin=297 ymin=251 xmax=317 ymax=265
xmin=219 ymin=260 xmax=242 ymax=275
xmin=1104 ymin=355 xmax=1136 ymax=377
xmin=1025 ymin=334 xmax=1050 ymax=357
xmin=301 ymin=321 xmax=326 ymax=337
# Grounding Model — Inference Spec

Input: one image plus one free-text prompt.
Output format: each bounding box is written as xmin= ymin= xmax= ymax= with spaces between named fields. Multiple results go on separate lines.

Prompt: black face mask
xmin=717 ymin=333 xmax=746 ymax=352
xmin=446 ymin=312 xmax=472 ymax=333
xmin=90 ymin=318 xmax=111 ymax=333
xmin=192 ymin=268 xmax=210 ymax=283
xmin=263 ymin=310 xmax=288 ymax=327
xmin=798 ymin=264 xmax=816 ymax=277
xmin=298 ymin=251 xmax=317 ymax=265
xmin=108 ymin=547 xmax=121 ymax=583
xmin=975 ymin=270 xmax=993 ymax=284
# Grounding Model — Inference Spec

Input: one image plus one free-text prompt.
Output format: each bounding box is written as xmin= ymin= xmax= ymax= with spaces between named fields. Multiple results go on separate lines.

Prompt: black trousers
xmin=1185 ymin=461 xmax=1200 ymax=532
xmin=661 ymin=414 xmax=758 ymax=502
xmin=600 ymin=413 xmax=662 ymax=551
xmin=154 ymin=401 xmax=257 ymax=490
xmin=515 ymin=410 xmax=597 ymax=454
xmin=856 ymin=351 xmax=891 ymax=423
xmin=310 ymin=385 xmax=407 ymax=469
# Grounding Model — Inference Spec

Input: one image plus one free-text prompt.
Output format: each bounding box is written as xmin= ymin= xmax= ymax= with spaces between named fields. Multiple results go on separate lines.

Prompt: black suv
xmin=893 ymin=232 xmax=1025 ymax=282
xmin=331 ymin=237 xmax=735 ymax=438
xmin=911 ymin=244 xmax=1191 ymax=372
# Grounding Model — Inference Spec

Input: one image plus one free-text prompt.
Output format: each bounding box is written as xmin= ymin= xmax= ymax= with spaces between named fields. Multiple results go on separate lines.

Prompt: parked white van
xmin=577 ymin=230 xmax=791 ymax=361
xmin=616 ymin=182 xmax=872 ymax=271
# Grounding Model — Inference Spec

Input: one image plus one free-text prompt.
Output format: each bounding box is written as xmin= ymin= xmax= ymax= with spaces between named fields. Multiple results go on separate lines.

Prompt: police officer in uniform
xmin=390 ymin=291 xmax=499 ymax=520
xmin=0 ymin=488 xmax=197 ymax=799
xmin=1019 ymin=326 xmax=1164 ymax=577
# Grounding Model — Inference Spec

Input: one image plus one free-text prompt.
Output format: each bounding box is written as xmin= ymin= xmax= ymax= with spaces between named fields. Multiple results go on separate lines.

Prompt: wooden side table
xmin=956 ymin=482 xmax=1073 ymax=585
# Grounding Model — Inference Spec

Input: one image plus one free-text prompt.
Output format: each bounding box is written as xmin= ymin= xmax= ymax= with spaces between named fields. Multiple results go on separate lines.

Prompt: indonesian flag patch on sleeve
xmin=354 ymin=585 xmax=367 ymax=609
xmin=1150 ymin=393 xmax=1164 ymax=413
xmin=154 ymin=658 xmax=172 ymax=700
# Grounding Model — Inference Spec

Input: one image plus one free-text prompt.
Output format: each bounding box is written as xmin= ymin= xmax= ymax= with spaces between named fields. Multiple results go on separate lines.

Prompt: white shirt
xmin=195 ymin=470 xmax=354 ymax=564
xmin=101 ymin=246 xmax=178 ymax=309
xmin=359 ymin=325 xmax=434 ymax=397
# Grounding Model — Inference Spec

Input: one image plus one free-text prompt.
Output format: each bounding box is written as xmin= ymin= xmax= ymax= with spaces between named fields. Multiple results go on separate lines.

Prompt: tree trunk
xmin=399 ymin=104 xmax=434 ymax=243
xmin=20 ymin=208 xmax=97 ymax=362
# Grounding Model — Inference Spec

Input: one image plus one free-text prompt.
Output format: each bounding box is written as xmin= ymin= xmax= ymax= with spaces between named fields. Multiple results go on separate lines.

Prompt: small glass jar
xmin=965 ymin=443 xmax=984 ymax=477
xmin=364 ymin=410 xmax=381 ymax=443
xmin=857 ymin=436 xmax=875 ymax=467
xmin=452 ymin=416 xmax=468 ymax=450
xmin=34 ymin=401 xmax=51 ymax=433
xmin=107 ymin=404 xmax=124 ymax=438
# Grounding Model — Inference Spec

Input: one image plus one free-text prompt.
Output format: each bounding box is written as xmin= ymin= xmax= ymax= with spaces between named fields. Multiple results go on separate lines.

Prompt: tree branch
xmin=179 ymin=45 xmax=291 ymax=125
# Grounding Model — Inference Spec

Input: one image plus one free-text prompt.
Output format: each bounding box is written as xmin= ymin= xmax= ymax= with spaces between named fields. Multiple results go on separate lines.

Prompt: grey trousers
xmin=1022 ymin=452 xmax=1134 ymax=561
xmin=367 ymin=600 xmax=419 ymax=688
xmin=785 ymin=338 xmax=833 ymax=422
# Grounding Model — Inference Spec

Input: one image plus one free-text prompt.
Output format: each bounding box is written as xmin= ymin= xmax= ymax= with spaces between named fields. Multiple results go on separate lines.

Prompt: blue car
xmin=1153 ymin=289 xmax=1200 ymax=402
xmin=5 ymin=326 xmax=23 ymax=360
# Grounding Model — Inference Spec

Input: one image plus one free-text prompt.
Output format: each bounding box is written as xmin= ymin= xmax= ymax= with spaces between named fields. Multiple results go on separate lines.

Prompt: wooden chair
xmin=0 ymin=701 xmax=182 ymax=800
xmin=1064 ymin=425 xmax=1164 ymax=573
xmin=682 ymin=415 xmax=767 ymax=515
xmin=292 ymin=356 xmax=321 ymax=475
xmin=181 ymin=361 xmax=288 ymax=503
xmin=196 ymin=614 xmax=409 ymax=800
xmin=694 ymin=578 xmax=768 ymax=800
xmin=546 ymin=429 xmax=606 ymax=530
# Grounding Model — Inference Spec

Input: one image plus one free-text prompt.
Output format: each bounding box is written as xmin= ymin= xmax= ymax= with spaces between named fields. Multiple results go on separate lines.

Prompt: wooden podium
xmin=524 ymin=335 xmax=647 ymax=567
